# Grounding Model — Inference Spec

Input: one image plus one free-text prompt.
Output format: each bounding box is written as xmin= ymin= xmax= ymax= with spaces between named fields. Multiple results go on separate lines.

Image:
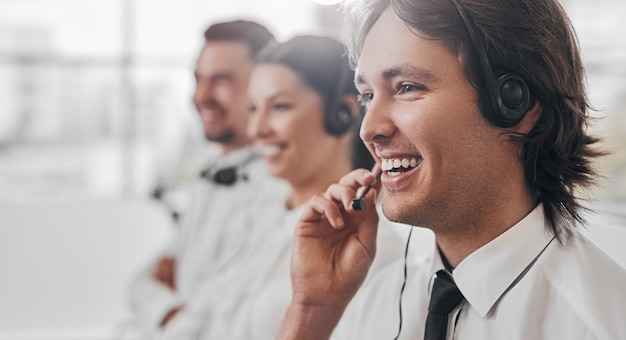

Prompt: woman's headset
xmin=323 ymin=54 xmax=355 ymax=136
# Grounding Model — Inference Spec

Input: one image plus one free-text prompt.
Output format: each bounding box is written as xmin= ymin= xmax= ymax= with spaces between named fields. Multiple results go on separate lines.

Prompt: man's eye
xmin=214 ymin=74 xmax=233 ymax=84
xmin=357 ymin=93 xmax=373 ymax=106
xmin=399 ymin=83 xmax=427 ymax=94
xmin=274 ymin=103 xmax=292 ymax=111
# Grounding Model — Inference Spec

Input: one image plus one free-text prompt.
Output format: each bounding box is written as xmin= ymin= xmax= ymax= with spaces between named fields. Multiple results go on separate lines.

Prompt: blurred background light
xmin=312 ymin=0 xmax=344 ymax=6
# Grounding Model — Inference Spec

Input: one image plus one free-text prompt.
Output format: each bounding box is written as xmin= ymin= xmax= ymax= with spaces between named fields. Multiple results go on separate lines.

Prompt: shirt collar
xmin=449 ymin=204 xmax=555 ymax=317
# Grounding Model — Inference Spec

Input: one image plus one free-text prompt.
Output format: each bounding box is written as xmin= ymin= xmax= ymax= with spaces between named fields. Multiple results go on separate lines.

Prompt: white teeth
xmin=393 ymin=159 xmax=402 ymax=168
xmin=259 ymin=144 xmax=281 ymax=157
xmin=382 ymin=159 xmax=390 ymax=170
xmin=381 ymin=157 xmax=420 ymax=171
xmin=381 ymin=159 xmax=388 ymax=170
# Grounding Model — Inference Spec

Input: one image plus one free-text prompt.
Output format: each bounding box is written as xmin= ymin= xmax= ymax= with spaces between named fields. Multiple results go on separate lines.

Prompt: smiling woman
xmin=247 ymin=36 xmax=364 ymax=200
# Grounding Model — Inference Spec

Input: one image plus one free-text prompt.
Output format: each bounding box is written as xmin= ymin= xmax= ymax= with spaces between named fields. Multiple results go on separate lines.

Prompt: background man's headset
xmin=200 ymin=151 xmax=256 ymax=186
xmin=393 ymin=0 xmax=533 ymax=339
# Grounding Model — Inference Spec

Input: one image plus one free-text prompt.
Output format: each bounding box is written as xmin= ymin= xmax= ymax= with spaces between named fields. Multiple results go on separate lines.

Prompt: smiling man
xmin=277 ymin=0 xmax=626 ymax=339
xmin=128 ymin=20 xmax=288 ymax=338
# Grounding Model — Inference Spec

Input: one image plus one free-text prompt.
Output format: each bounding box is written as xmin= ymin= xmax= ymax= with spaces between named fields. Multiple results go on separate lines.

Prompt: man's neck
xmin=219 ymin=142 xmax=251 ymax=156
xmin=435 ymin=190 xmax=539 ymax=268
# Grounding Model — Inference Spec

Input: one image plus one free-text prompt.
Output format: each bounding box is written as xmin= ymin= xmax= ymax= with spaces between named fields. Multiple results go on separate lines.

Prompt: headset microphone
xmin=200 ymin=152 xmax=256 ymax=185
xmin=212 ymin=167 xmax=239 ymax=185
xmin=201 ymin=166 xmax=241 ymax=186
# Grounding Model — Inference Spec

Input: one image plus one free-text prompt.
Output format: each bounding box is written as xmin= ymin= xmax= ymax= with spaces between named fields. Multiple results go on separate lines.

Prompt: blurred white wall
xmin=0 ymin=198 xmax=174 ymax=340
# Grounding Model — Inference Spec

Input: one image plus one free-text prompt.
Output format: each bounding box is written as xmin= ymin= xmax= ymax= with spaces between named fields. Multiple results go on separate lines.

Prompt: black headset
xmin=200 ymin=152 xmax=257 ymax=185
xmin=448 ymin=0 xmax=531 ymax=128
xmin=323 ymin=54 xmax=355 ymax=136
xmin=202 ymin=166 xmax=242 ymax=185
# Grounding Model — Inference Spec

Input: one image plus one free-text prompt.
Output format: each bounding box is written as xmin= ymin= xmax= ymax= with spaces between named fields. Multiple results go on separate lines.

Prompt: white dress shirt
xmin=156 ymin=187 xmax=294 ymax=340
xmin=128 ymin=146 xmax=289 ymax=333
xmin=333 ymin=204 xmax=626 ymax=340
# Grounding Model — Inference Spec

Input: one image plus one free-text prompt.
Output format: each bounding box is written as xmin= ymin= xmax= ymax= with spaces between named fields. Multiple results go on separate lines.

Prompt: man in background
xmin=128 ymin=19 xmax=286 ymax=336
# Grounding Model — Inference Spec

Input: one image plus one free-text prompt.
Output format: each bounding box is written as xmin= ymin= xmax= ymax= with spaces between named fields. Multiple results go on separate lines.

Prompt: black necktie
xmin=424 ymin=270 xmax=464 ymax=340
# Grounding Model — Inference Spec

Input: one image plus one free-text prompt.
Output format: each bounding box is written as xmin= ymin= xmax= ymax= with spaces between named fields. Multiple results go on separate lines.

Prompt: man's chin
xmin=204 ymin=130 xmax=235 ymax=144
xmin=382 ymin=200 xmax=420 ymax=226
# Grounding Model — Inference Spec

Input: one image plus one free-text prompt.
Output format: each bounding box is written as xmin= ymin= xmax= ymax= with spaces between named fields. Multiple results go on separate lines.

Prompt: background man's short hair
xmin=204 ymin=20 xmax=276 ymax=59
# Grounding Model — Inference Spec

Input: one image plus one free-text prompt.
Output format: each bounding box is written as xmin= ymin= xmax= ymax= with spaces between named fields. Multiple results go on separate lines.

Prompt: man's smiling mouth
xmin=380 ymin=157 xmax=421 ymax=175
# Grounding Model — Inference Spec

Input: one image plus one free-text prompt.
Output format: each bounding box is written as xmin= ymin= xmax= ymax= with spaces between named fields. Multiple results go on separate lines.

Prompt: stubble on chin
xmin=381 ymin=193 xmax=433 ymax=228
xmin=205 ymin=129 xmax=235 ymax=144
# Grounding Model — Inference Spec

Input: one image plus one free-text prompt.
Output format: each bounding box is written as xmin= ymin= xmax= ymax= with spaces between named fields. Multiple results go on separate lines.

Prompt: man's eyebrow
xmin=355 ymin=73 xmax=367 ymax=86
xmin=355 ymin=64 xmax=439 ymax=86
xmin=212 ymin=70 xmax=234 ymax=79
xmin=195 ymin=69 xmax=235 ymax=80
xmin=267 ymin=91 xmax=294 ymax=101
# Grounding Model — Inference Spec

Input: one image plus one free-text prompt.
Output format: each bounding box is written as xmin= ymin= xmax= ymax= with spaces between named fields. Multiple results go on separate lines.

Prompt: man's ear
xmin=512 ymin=99 xmax=542 ymax=134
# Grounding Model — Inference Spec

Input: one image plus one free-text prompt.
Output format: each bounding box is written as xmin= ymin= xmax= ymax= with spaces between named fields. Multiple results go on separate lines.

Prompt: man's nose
xmin=360 ymin=99 xmax=395 ymax=144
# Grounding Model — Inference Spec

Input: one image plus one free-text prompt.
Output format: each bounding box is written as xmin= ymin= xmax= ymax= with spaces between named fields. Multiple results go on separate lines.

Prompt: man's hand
xmin=152 ymin=256 xmax=177 ymax=291
xmin=160 ymin=305 xmax=182 ymax=327
xmin=279 ymin=167 xmax=381 ymax=339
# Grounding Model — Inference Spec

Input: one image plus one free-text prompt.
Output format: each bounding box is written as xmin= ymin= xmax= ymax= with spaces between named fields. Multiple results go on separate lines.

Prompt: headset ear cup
xmin=325 ymin=103 xmax=354 ymax=136
xmin=501 ymin=79 xmax=524 ymax=109
xmin=492 ymin=73 xmax=531 ymax=127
